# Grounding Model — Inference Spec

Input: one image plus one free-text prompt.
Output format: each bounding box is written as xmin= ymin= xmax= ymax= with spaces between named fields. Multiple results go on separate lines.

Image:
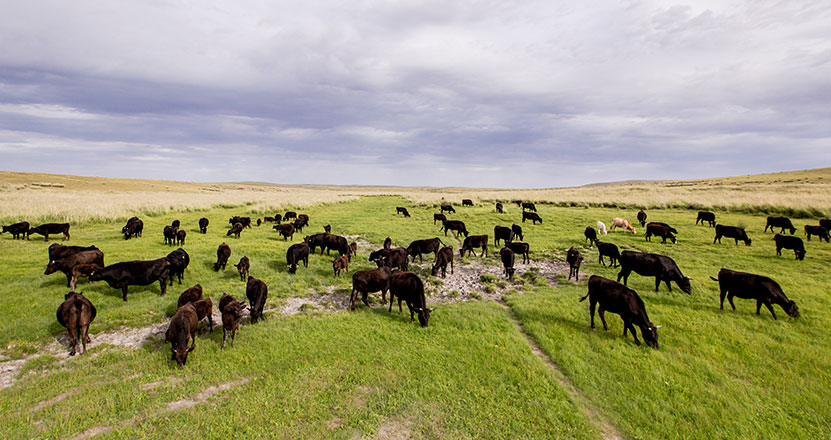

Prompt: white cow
xmin=597 ymin=221 xmax=607 ymax=235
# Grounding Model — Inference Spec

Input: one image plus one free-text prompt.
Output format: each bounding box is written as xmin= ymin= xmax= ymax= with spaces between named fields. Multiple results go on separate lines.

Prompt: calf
xmin=596 ymin=241 xmax=620 ymax=267
xmin=163 ymin=225 xmax=177 ymax=245
xmin=274 ymin=223 xmax=295 ymax=240
xmin=637 ymin=210 xmax=647 ymax=227
xmin=431 ymin=246 xmax=454 ymax=278
xmin=176 ymin=229 xmax=186 ymax=246
xmin=511 ymin=224 xmax=524 ymax=241
xmin=441 ymin=220 xmax=468 ymax=237
xmin=388 ymin=271 xmax=433 ymax=327
xmin=305 ymin=233 xmax=328 ymax=254
xmin=333 ymin=255 xmax=350 ymax=277
xmin=286 ymin=242 xmax=310 ymax=274
xmin=645 ymin=223 xmax=676 ymax=244
xmin=48 ymin=243 xmax=98 ymax=263
xmin=264 ymin=216 xmax=275 ymax=223
xmin=228 ymin=216 xmax=252 ymax=228
xmin=494 ymin=225 xmax=514 ymax=247
xmin=1 ymin=221 xmax=29 ymax=240
xmin=165 ymin=303 xmax=198 ymax=367
xmin=522 ymin=202 xmax=537 ymax=212
xmin=296 ymin=214 xmax=310 ymax=228
xmin=122 ymin=217 xmax=143 ymax=240
xmin=496 ymin=202 xmax=503 ymax=213
xmin=610 ymin=218 xmax=636 ymax=234
xmin=56 ymin=292 xmax=97 ymax=356
xmin=460 ymin=235 xmax=488 ymax=257
xmin=579 ymin=275 xmax=659 ymax=348
xmin=283 ymin=211 xmax=297 ymax=220
xmin=214 ymin=242 xmax=231 ymax=271
xmin=293 ymin=218 xmax=305 ymax=233
xmin=804 ymin=225 xmax=830 ymax=242
xmin=256 ymin=218 xmax=262 ymax=226
xmin=45 ymin=249 xmax=105 ymax=290
xmin=774 ymin=234 xmax=806 ymax=260
xmin=433 ymin=213 xmax=446 ymax=225
xmin=177 ymin=284 xmax=203 ymax=308
xmin=383 ymin=237 xmax=392 ymax=249
xmin=765 ymin=216 xmax=796 ymax=234
xmin=506 ymin=241 xmax=530 ymax=264
xmin=597 ymin=221 xmax=607 ymax=236
xmin=500 ymin=247 xmax=515 ymax=279
xmin=67 ymin=264 xmax=99 ymax=291
xmin=234 ymin=256 xmax=250 ymax=281
xmin=324 ymin=224 xmax=332 ymax=233
xmin=219 ymin=293 xmax=247 ymax=349
xmin=323 ymin=233 xmax=351 ymax=257
xmin=246 ymin=276 xmax=268 ymax=323
xmin=198 ymin=217 xmax=209 ymax=234
xmin=273 ymin=213 xmax=283 ymax=224
xmin=696 ymin=211 xmax=716 ymax=227
xmin=567 ymin=247 xmax=583 ymax=281
xmin=406 ymin=237 xmax=443 ymax=262
xmin=584 ymin=226 xmax=598 ymax=247
xmin=171 ymin=220 xmax=180 ymax=229
xmin=350 ymin=266 xmax=392 ymax=310
xmin=522 ymin=211 xmax=542 ymax=224
xmin=29 ymin=223 xmax=70 ymax=241
xmin=462 ymin=199 xmax=473 ymax=206
xmin=192 ymin=297 xmax=214 ymax=332
xmin=350 ymin=241 xmax=358 ymax=256
xmin=227 ymin=222 xmax=244 ymax=238
xmin=710 ymin=268 xmax=799 ymax=320
xmin=396 ymin=207 xmax=411 ymax=217
xmin=166 ymin=248 xmax=190 ymax=285
xmin=714 ymin=225 xmax=752 ymax=246
xmin=89 ymin=258 xmax=171 ymax=301
xmin=440 ymin=204 xmax=455 ymax=214
xmin=617 ymin=251 xmax=692 ymax=294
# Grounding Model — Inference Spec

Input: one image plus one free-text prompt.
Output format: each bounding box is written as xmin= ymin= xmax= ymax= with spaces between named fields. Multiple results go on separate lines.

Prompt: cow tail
xmin=709 ymin=276 xmax=719 ymax=282
xmin=578 ymin=291 xmax=590 ymax=302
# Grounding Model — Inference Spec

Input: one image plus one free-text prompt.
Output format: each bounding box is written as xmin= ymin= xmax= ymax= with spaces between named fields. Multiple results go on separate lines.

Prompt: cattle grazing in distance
xmin=500 ymin=247 xmax=516 ymax=279
xmin=324 ymin=224 xmax=332 ymax=233
xmin=165 ymin=303 xmax=198 ymax=367
xmin=496 ymin=202 xmax=503 ymax=213
xmin=219 ymin=293 xmax=247 ymax=349
xmin=511 ymin=224 xmax=524 ymax=241
xmin=774 ymin=234 xmax=806 ymax=260
xmin=292 ymin=218 xmax=306 ymax=233
xmin=494 ymin=226 xmax=514 ymax=247
xmin=228 ymin=216 xmax=252 ymax=228
xmin=710 ymin=268 xmax=799 ymax=320
xmin=596 ymin=241 xmax=620 ymax=267
xmin=122 ymin=217 xmax=143 ymax=240
xmin=645 ymin=223 xmax=677 ymax=244
xmin=584 ymin=226 xmax=598 ymax=247
xmin=521 ymin=202 xmax=537 ymax=212
xmin=29 ymin=223 xmax=71 ymax=241
xmin=522 ymin=211 xmax=542 ymax=224
xmin=350 ymin=241 xmax=358 ymax=256
xmin=597 ymin=221 xmax=607 ymax=236
xmin=48 ymin=243 xmax=98 ymax=263
xmin=462 ymin=199 xmax=473 ymax=206
xmin=696 ymin=211 xmax=716 ymax=227
xmin=90 ymin=258 xmax=171 ymax=301
xmin=171 ymin=220 xmax=180 ymax=229
xmin=460 ymin=235 xmax=489 ymax=257
xmin=440 ymin=204 xmax=455 ymax=214
xmin=163 ymin=225 xmax=177 ymax=245
xmin=44 ymin=249 xmax=105 ymax=291
xmin=234 ymin=256 xmax=250 ymax=281
xmin=611 ymin=218 xmax=636 ymax=234
xmin=567 ymin=247 xmax=583 ymax=281
xmin=617 ymin=251 xmax=692 ymax=294
xmin=442 ymin=220 xmax=469 ymax=237
xmin=177 ymin=284 xmax=203 ymax=308
xmin=432 ymin=246 xmax=454 ymax=278
xmin=350 ymin=266 xmax=392 ymax=310
xmin=820 ymin=219 xmax=831 ymax=231
xmin=283 ymin=211 xmax=297 ymax=220
xmin=333 ymin=255 xmax=350 ymax=277
xmin=296 ymin=214 xmax=310 ymax=228
xmin=256 ymin=218 xmax=262 ymax=226
xmin=227 ymin=222 xmax=244 ymax=238
xmin=273 ymin=213 xmax=283 ymax=224
xmin=765 ymin=216 xmax=796 ymax=234
xmin=383 ymin=237 xmax=392 ymax=249
xmin=388 ymin=271 xmax=433 ymax=327
xmin=406 ymin=238 xmax=443 ymax=262
xmin=396 ymin=207 xmax=411 ymax=217
xmin=637 ymin=210 xmax=647 ymax=227
xmin=264 ymin=216 xmax=275 ymax=223
xmin=506 ymin=242 xmax=530 ymax=264
xmin=166 ymin=248 xmax=190 ymax=285
xmin=274 ymin=223 xmax=295 ymax=241
xmin=214 ymin=242 xmax=231 ymax=271
xmin=192 ymin=298 xmax=214 ymax=332
xmin=286 ymin=242 xmax=310 ymax=274
xmin=714 ymin=225 xmax=752 ymax=246
xmin=246 ymin=276 xmax=268 ymax=323
xmin=56 ymin=292 xmax=97 ymax=356
xmin=580 ymin=275 xmax=660 ymax=348
xmin=176 ymin=229 xmax=186 ymax=246
xmin=1 ymin=221 xmax=30 ymax=240
xmin=433 ymin=213 xmax=447 ymax=225
xmin=514 ymin=200 xmax=523 ymax=207
xmin=804 ymin=225 xmax=830 ymax=242
xmin=198 ymin=217 xmax=209 ymax=234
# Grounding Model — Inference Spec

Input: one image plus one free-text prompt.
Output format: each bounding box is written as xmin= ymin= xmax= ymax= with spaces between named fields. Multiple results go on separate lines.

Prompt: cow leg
xmin=121 ymin=285 xmax=129 ymax=301
xmin=665 ymin=279 xmax=672 ymax=292
xmin=654 ymin=277 xmax=661 ymax=292
xmin=80 ymin=324 xmax=89 ymax=354
xmin=397 ymin=298 xmax=403 ymax=313
xmin=388 ymin=294 xmax=393 ymax=312
xmin=617 ymin=270 xmax=628 ymax=285
xmin=70 ymin=275 xmax=78 ymax=292
xmin=763 ymin=301 xmax=777 ymax=320
xmin=598 ymin=307 xmax=609 ymax=331
xmin=159 ymin=278 xmax=167 ymax=296
xmin=627 ymin=322 xmax=641 ymax=346
xmin=65 ymin=273 xmax=72 ymax=288
xmin=68 ymin=327 xmax=78 ymax=356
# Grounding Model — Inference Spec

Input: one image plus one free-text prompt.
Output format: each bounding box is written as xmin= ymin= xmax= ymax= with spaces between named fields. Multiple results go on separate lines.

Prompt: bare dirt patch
xmin=30 ymin=391 xmax=70 ymax=413
xmin=372 ymin=419 xmax=413 ymax=440
xmin=69 ymin=425 xmax=113 ymax=440
xmin=166 ymin=377 xmax=251 ymax=411
xmin=280 ymin=286 xmax=352 ymax=315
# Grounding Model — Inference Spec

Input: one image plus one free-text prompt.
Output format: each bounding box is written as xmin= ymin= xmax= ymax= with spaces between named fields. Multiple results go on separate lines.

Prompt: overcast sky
xmin=1 ymin=1 xmax=829 ymax=187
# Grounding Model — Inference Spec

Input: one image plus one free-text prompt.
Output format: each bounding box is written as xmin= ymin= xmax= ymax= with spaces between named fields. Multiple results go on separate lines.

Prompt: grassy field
xmin=1 ymin=175 xmax=830 ymax=439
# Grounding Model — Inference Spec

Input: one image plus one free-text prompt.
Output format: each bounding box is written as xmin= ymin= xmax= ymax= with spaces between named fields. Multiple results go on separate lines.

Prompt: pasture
xmin=0 ymin=190 xmax=830 ymax=439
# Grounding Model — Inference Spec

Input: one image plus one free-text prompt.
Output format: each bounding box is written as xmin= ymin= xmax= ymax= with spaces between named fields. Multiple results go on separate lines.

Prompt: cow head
xmin=784 ymin=300 xmax=800 ymax=318
xmin=744 ymin=238 xmax=752 ymax=246
xmin=642 ymin=325 xmax=660 ymax=349
xmin=44 ymin=261 xmax=60 ymax=275
xmin=796 ymin=249 xmax=806 ymax=261
xmin=172 ymin=345 xmax=194 ymax=368
xmin=671 ymin=237 xmax=677 ymax=244
xmin=788 ymin=227 xmax=796 ymax=234
xmin=505 ymin=267 xmax=516 ymax=279
xmin=416 ymin=307 xmax=433 ymax=327
xmin=678 ymin=277 xmax=692 ymax=294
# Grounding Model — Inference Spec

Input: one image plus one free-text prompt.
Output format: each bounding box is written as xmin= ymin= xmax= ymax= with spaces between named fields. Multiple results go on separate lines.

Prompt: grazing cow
xmin=198 ymin=217 xmax=209 ymax=234
xmin=433 ymin=213 xmax=446 ymax=225
xmin=56 ymin=292 xmax=97 ymax=356
xmin=274 ymin=223 xmax=295 ymax=241
xmin=650 ymin=222 xmax=678 ymax=234
xmin=431 ymin=246 xmax=454 ymax=278
xmin=584 ymin=226 xmax=598 ymax=247
xmin=714 ymin=225 xmax=752 ymax=246
xmin=500 ymin=247 xmax=515 ymax=279
xmin=192 ymin=298 xmax=214 ymax=332
xmin=460 ymin=235 xmax=488 ymax=257
xmin=176 ymin=284 xmax=203 ymax=308
xmin=406 ymin=237 xmax=443 ymax=262
xmin=29 ymin=223 xmax=70 ymax=241
xmin=637 ymin=210 xmax=647 ymax=227
xmin=597 ymin=221 xmax=607 ymax=236
xmin=387 ymin=271 xmax=433 ymax=327
xmin=1 ymin=221 xmax=29 ymax=240
xmin=227 ymin=222 xmax=244 ymax=238
xmin=163 ymin=225 xmax=177 ymax=245
xmin=219 ymin=293 xmax=247 ymax=349
xmin=176 ymin=229 xmax=186 ymax=246
xmin=376 ymin=247 xmax=409 ymax=271
xmin=90 ymin=258 xmax=171 ymax=301
xmin=333 ymin=255 xmax=350 ymax=277
xmin=122 ymin=217 xmax=143 ymax=240
xmin=349 ymin=241 xmax=358 ymax=256
xmin=286 ymin=242 xmax=310 ymax=274
xmin=234 ymin=256 xmax=250 ymax=281
xmin=283 ymin=211 xmax=297 ymax=220
xmin=324 ymin=224 xmax=331 ymax=233
xmin=579 ymin=276 xmax=659 ymax=348
xmin=511 ymin=224 xmax=524 ymax=241
xmin=165 ymin=248 xmax=190 ymax=285
xmin=273 ymin=213 xmax=283 ymax=224
xmin=774 ymin=234 xmax=806 ymax=260
xmin=596 ymin=241 xmax=620 ymax=268
xmin=228 ymin=216 xmax=252 ymax=228
xmin=442 ymin=220 xmax=469 ymax=237
xmin=324 ymin=234 xmax=351 ymax=257
xmin=710 ymin=268 xmax=799 ymax=320
xmin=696 ymin=211 xmax=716 ymax=227
xmin=296 ymin=214 xmax=310 ymax=228
xmin=496 ymin=202 xmax=503 ymax=213
xmin=293 ymin=218 xmax=306 ymax=233
xmin=567 ymin=247 xmax=583 ymax=281
xmin=214 ymin=243 xmax=231 ymax=271
xmin=165 ymin=303 xmax=197 ymax=367
xmin=645 ymin=223 xmax=677 ymax=244
xmin=462 ymin=199 xmax=473 ymax=206
xmin=440 ymin=204 xmax=455 ymax=214
xmin=256 ymin=218 xmax=262 ymax=226
xmin=820 ymin=219 xmax=831 ymax=231
xmin=804 ymin=225 xmax=830 ymax=242
xmin=610 ymin=218 xmax=636 ymax=234
xmin=264 ymin=216 xmax=275 ymax=223
xmin=350 ymin=266 xmax=393 ymax=310
xmin=617 ymin=251 xmax=692 ymax=294
xmin=494 ymin=225 xmax=514 ymax=247
xmin=522 ymin=211 xmax=542 ymax=224
xmin=383 ymin=237 xmax=392 ymax=249
xmin=522 ymin=202 xmax=537 ymax=212
xmin=305 ymin=233 xmax=328 ymax=254
xmin=514 ymin=200 xmax=523 ymax=207
xmin=396 ymin=207 xmax=411 ymax=217
xmin=45 ymin=249 xmax=105 ymax=290
xmin=246 ymin=276 xmax=268 ymax=323
xmin=48 ymin=243 xmax=98 ymax=263
xmin=506 ymin=242 xmax=530 ymax=264
xmin=765 ymin=216 xmax=796 ymax=234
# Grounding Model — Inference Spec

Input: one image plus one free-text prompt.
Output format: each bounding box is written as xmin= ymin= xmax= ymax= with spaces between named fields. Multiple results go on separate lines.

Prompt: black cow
xmin=645 ymin=223 xmax=676 ymax=244
xmin=714 ymin=225 xmax=752 ymax=246
xmin=584 ymin=226 xmax=598 ymax=247
xmin=376 ymin=247 xmax=409 ymax=271
xmin=89 ymin=258 xmax=171 ymax=301
xmin=229 ymin=216 xmax=252 ymax=228
xmin=350 ymin=266 xmax=392 ymax=310
xmin=214 ymin=242 xmax=231 ymax=271
xmin=273 ymin=213 xmax=283 ymax=224
xmin=494 ymin=225 xmax=514 ymax=247
xmin=567 ymin=247 xmax=583 ymax=281
xmin=324 ymin=224 xmax=331 ymax=233
xmin=406 ymin=238 xmax=443 ymax=262
xmin=283 ymin=211 xmax=297 ymax=220
xmin=296 ymin=214 xmax=310 ymax=228
xmin=440 ymin=204 xmax=455 ymax=214
xmin=264 ymin=216 xmax=275 ymax=223
xmin=1 ymin=221 xmax=29 ymax=240
xmin=176 ymin=229 xmax=186 ymax=246
xmin=199 ymin=217 xmax=209 ymax=234
xmin=617 ymin=251 xmax=692 ymax=294
xmin=496 ymin=202 xmax=503 ymax=213
xmin=522 ymin=202 xmax=537 ymax=212
xmin=522 ymin=212 xmax=542 ymax=224
xmin=29 ymin=223 xmax=70 ymax=241
xmin=514 ymin=200 xmax=523 ymax=207
xmin=804 ymin=225 xmax=830 ymax=242
xmin=511 ymin=224 xmax=524 ymax=241
xmin=171 ymin=220 xmax=180 ymax=229
xmin=462 ymin=199 xmax=473 ymax=206
xmin=388 ymin=271 xmax=433 ymax=327
xmin=506 ymin=242 xmax=530 ymax=264
xmin=596 ymin=241 xmax=620 ymax=267
xmin=45 ymin=249 xmax=105 ymax=291
xmin=323 ymin=234 xmax=351 ymax=257
xmin=433 ymin=213 xmax=446 ymax=225
xmin=774 ymin=234 xmax=806 ymax=260
xmin=256 ymin=219 xmax=262 ymax=227
xmin=56 ymin=291 xmax=97 ymax=356
xmin=396 ymin=207 xmax=411 ymax=217
xmin=234 ymin=256 xmax=250 ymax=281
xmin=219 ymin=293 xmax=247 ymax=349
xmin=579 ymin=275 xmax=659 ymax=348
xmin=165 ymin=303 xmax=197 ymax=367
xmin=442 ymin=220 xmax=468 ymax=237
xmin=227 ymin=222 xmax=244 ymax=238
xmin=637 ymin=210 xmax=647 ymax=227
xmin=460 ymin=235 xmax=488 ymax=257
xmin=246 ymin=276 xmax=268 ymax=323
xmin=163 ymin=225 xmax=177 ymax=245
xmin=696 ymin=211 xmax=716 ymax=227
xmin=286 ymin=242 xmax=309 ymax=274
xmin=431 ymin=246 xmax=454 ymax=278
xmin=274 ymin=223 xmax=295 ymax=240
xmin=165 ymin=248 xmax=189 ymax=285
xmin=765 ymin=216 xmax=796 ymax=234
xmin=122 ymin=217 xmax=142 ymax=240
xmin=820 ymin=219 xmax=831 ymax=231
xmin=177 ymin=284 xmax=203 ymax=308
xmin=500 ymin=247 xmax=515 ymax=279
xmin=710 ymin=268 xmax=799 ymax=320
xmin=48 ymin=243 xmax=98 ymax=263
xmin=383 ymin=237 xmax=392 ymax=249
xmin=292 ymin=219 xmax=306 ymax=234
xmin=304 ymin=233 xmax=328 ymax=254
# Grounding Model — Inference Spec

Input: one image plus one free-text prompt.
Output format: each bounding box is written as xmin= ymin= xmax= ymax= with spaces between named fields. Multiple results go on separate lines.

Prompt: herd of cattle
xmin=1 ymin=201 xmax=827 ymax=363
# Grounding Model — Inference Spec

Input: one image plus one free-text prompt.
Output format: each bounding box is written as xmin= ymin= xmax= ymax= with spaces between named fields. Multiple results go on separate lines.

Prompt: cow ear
xmin=686 ymin=277 xmax=693 ymax=280
xmin=653 ymin=325 xmax=661 ymax=329
xmin=427 ymin=308 xmax=434 ymax=312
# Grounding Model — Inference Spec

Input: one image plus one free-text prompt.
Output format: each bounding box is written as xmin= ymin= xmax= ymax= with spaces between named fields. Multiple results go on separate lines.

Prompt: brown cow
xmin=333 ymin=255 xmax=350 ymax=277
xmin=611 ymin=218 xmax=636 ymax=234
xmin=56 ymin=292 xmax=97 ymax=356
xmin=219 ymin=293 xmax=247 ymax=349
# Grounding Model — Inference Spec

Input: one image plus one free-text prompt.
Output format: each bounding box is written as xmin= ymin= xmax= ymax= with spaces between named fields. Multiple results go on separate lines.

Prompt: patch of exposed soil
xmin=280 ymin=286 xmax=351 ymax=315
xmin=69 ymin=425 xmax=113 ymax=440
xmin=166 ymin=378 xmax=250 ymax=411
xmin=372 ymin=419 xmax=413 ymax=440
